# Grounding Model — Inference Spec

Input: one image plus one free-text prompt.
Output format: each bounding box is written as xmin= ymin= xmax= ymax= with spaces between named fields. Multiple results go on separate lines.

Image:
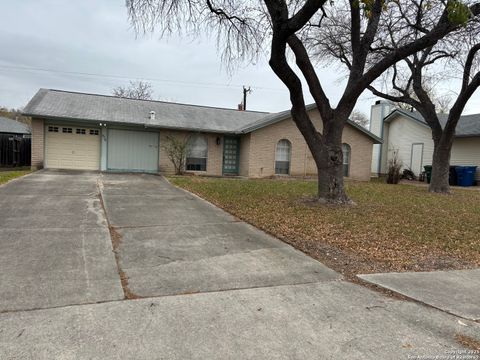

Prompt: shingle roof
xmin=0 ymin=116 xmax=31 ymax=134
xmin=385 ymin=109 xmax=480 ymax=137
xmin=22 ymin=88 xmax=381 ymax=143
xmin=238 ymin=103 xmax=383 ymax=143
xmin=23 ymin=89 xmax=268 ymax=134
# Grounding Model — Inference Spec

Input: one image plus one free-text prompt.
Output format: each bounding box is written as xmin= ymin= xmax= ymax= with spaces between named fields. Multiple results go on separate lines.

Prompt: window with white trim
xmin=275 ymin=139 xmax=291 ymax=175
xmin=342 ymin=143 xmax=351 ymax=177
xmin=76 ymin=128 xmax=86 ymax=134
xmin=186 ymin=135 xmax=208 ymax=171
xmin=62 ymin=127 xmax=72 ymax=133
xmin=89 ymin=129 xmax=99 ymax=135
xmin=48 ymin=126 xmax=59 ymax=132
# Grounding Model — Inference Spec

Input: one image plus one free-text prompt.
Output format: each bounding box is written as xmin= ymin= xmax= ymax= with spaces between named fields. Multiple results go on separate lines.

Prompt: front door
xmin=223 ymin=137 xmax=239 ymax=175
xmin=411 ymin=143 xmax=424 ymax=177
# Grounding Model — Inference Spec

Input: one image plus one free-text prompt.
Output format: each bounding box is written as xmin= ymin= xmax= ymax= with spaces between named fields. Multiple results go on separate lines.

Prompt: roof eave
xmin=25 ymin=114 xmax=237 ymax=134
xmin=238 ymin=104 xmax=382 ymax=144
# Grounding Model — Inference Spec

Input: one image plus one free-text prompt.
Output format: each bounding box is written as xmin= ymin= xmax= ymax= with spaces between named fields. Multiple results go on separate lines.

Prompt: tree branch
xmin=287 ymin=35 xmax=333 ymax=120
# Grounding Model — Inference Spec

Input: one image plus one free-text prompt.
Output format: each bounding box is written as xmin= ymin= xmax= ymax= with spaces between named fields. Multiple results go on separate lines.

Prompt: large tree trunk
xmin=314 ymin=115 xmax=352 ymax=204
xmin=429 ymin=135 xmax=453 ymax=193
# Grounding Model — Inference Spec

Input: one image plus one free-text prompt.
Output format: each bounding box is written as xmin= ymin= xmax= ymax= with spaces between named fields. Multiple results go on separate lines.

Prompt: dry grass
xmin=0 ymin=170 xmax=31 ymax=185
xmin=169 ymin=177 xmax=480 ymax=278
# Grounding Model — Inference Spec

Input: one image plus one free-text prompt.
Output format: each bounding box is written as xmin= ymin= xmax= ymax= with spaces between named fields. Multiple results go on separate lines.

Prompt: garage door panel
xmin=107 ymin=129 xmax=158 ymax=172
xmin=45 ymin=126 xmax=100 ymax=170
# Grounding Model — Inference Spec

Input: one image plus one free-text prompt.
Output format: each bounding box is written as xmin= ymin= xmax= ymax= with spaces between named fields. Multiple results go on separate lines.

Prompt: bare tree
xmin=0 ymin=107 xmax=31 ymax=126
xmin=162 ymin=135 xmax=189 ymax=175
xmin=126 ymin=0 xmax=480 ymax=203
xmin=350 ymin=110 xmax=369 ymax=128
xmin=113 ymin=80 xmax=154 ymax=100
xmin=366 ymin=10 xmax=480 ymax=193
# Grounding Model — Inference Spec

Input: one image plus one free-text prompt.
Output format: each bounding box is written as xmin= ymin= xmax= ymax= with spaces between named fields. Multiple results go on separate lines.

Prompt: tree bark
xmin=315 ymin=144 xmax=350 ymax=203
xmin=429 ymin=133 xmax=454 ymax=193
xmin=314 ymin=114 xmax=351 ymax=204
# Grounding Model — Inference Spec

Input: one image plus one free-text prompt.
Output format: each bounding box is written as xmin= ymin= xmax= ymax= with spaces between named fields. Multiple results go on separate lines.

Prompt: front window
xmin=186 ymin=135 xmax=208 ymax=171
xmin=275 ymin=139 xmax=291 ymax=175
xmin=342 ymin=143 xmax=351 ymax=177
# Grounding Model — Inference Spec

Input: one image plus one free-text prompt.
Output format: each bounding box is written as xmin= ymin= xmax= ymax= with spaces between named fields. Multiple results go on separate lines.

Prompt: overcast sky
xmin=1 ymin=1 xmax=479 ymax=119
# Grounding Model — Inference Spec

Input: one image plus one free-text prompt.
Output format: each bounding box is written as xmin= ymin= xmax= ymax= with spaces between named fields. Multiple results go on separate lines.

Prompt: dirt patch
xmin=109 ymin=225 xmax=122 ymax=251
xmin=455 ymin=334 xmax=480 ymax=351
xmin=97 ymin=187 xmax=142 ymax=300
xmin=108 ymin=225 xmax=142 ymax=300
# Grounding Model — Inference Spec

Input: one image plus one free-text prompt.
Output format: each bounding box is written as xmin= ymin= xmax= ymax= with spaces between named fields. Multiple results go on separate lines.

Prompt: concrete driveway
xmin=100 ymin=173 xmax=339 ymax=298
xmin=0 ymin=170 xmax=123 ymax=312
xmin=1 ymin=171 xmax=479 ymax=359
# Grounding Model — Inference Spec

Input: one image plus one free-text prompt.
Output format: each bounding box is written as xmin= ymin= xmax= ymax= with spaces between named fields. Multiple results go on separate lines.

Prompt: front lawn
xmin=0 ymin=170 xmax=31 ymax=185
xmin=169 ymin=177 xmax=480 ymax=277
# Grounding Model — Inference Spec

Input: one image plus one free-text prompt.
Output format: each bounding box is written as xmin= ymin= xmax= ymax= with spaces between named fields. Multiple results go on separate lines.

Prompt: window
xmin=186 ymin=135 xmax=208 ymax=171
xmin=275 ymin=139 xmax=291 ymax=175
xmin=48 ymin=126 xmax=58 ymax=132
xmin=62 ymin=127 xmax=72 ymax=133
xmin=342 ymin=143 xmax=351 ymax=177
xmin=76 ymin=128 xmax=86 ymax=134
xmin=89 ymin=129 xmax=99 ymax=135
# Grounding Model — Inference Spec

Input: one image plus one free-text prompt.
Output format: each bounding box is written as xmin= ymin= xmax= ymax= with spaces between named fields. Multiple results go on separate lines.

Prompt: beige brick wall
xmin=247 ymin=109 xmax=374 ymax=181
xmin=31 ymin=118 xmax=44 ymax=170
xmin=238 ymin=134 xmax=250 ymax=176
xmin=159 ymin=130 xmax=223 ymax=176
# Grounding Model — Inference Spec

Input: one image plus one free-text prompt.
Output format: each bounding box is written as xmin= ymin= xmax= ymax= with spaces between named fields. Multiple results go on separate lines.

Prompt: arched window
xmin=275 ymin=139 xmax=291 ymax=175
xmin=186 ymin=135 xmax=208 ymax=171
xmin=342 ymin=143 xmax=351 ymax=177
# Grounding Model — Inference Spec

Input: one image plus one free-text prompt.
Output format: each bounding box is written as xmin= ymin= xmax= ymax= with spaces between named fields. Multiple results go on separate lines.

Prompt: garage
xmin=45 ymin=125 xmax=101 ymax=170
xmin=107 ymin=129 xmax=159 ymax=172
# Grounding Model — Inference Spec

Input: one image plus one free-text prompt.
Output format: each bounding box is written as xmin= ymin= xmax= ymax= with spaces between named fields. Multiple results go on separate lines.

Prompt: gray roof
xmin=238 ymin=103 xmax=383 ymax=143
xmin=0 ymin=116 xmax=31 ymax=134
xmin=23 ymin=89 xmax=268 ymax=134
xmin=22 ymin=88 xmax=381 ymax=143
xmin=385 ymin=109 xmax=480 ymax=137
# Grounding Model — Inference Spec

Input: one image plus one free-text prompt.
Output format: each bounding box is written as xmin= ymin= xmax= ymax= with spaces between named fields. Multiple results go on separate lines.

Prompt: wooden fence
xmin=0 ymin=134 xmax=31 ymax=167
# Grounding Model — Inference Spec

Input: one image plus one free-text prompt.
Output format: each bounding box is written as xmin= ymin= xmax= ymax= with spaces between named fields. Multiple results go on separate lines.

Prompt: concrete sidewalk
xmin=358 ymin=269 xmax=480 ymax=320
xmin=1 ymin=281 xmax=479 ymax=360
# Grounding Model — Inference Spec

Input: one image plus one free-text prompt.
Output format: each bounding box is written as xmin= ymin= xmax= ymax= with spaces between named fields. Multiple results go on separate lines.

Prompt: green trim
xmin=222 ymin=136 xmax=240 ymax=175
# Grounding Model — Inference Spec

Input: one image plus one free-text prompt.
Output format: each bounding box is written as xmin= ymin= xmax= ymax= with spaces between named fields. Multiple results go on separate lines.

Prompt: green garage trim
xmin=107 ymin=128 xmax=159 ymax=172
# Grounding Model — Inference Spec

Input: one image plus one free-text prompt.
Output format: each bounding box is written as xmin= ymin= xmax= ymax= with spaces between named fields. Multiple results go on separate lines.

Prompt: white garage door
xmin=45 ymin=125 xmax=101 ymax=170
xmin=107 ymin=129 xmax=159 ymax=172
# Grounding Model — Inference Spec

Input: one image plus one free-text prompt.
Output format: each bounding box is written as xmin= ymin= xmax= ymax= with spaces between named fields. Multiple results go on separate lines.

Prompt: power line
xmin=0 ymin=64 xmax=286 ymax=93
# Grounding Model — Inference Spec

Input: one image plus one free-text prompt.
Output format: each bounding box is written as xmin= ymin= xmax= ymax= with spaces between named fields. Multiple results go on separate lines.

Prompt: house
xmin=23 ymin=89 xmax=381 ymax=180
xmin=369 ymin=100 xmax=480 ymax=180
xmin=0 ymin=116 xmax=31 ymax=136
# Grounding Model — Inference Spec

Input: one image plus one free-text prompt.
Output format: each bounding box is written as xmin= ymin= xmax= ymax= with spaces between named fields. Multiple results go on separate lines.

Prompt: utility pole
xmin=242 ymin=86 xmax=252 ymax=110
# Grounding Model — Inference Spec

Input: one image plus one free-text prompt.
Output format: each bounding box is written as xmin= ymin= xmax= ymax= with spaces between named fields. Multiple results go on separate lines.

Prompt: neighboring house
xmin=0 ymin=116 xmax=31 ymax=136
xmin=369 ymin=100 xmax=480 ymax=180
xmin=0 ymin=116 xmax=32 ymax=167
xmin=23 ymin=89 xmax=381 ymax=181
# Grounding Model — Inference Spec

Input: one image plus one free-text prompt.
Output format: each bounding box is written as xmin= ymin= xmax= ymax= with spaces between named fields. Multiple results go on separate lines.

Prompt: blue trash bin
xmin=465 ymin=166 xmax=478 ymax=186
xmin=455 ymin=166 xmax=477 ymax=186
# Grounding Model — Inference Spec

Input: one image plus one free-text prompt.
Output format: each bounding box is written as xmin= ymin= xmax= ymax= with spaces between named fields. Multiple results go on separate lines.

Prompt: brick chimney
xmin=237 ymin=103 xmax=244 ymax=111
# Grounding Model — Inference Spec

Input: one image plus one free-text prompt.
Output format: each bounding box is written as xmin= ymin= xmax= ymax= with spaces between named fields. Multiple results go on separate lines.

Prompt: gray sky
xmin=1 ymin=1 xmax=479 ymax=118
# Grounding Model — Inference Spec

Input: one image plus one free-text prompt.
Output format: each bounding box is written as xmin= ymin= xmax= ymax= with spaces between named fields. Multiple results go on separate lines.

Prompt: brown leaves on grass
xmin=170 ymin=177 xmax=480 ymax=277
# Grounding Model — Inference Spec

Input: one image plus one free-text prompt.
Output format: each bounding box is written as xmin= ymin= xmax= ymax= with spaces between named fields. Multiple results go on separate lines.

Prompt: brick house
xmin=24 ymin=89 xmax=381 ymax=181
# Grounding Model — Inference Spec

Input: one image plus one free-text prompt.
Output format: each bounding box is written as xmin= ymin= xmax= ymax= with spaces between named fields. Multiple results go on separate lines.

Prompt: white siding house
xmin=370 ymin=101 xmax=480 ymax=180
